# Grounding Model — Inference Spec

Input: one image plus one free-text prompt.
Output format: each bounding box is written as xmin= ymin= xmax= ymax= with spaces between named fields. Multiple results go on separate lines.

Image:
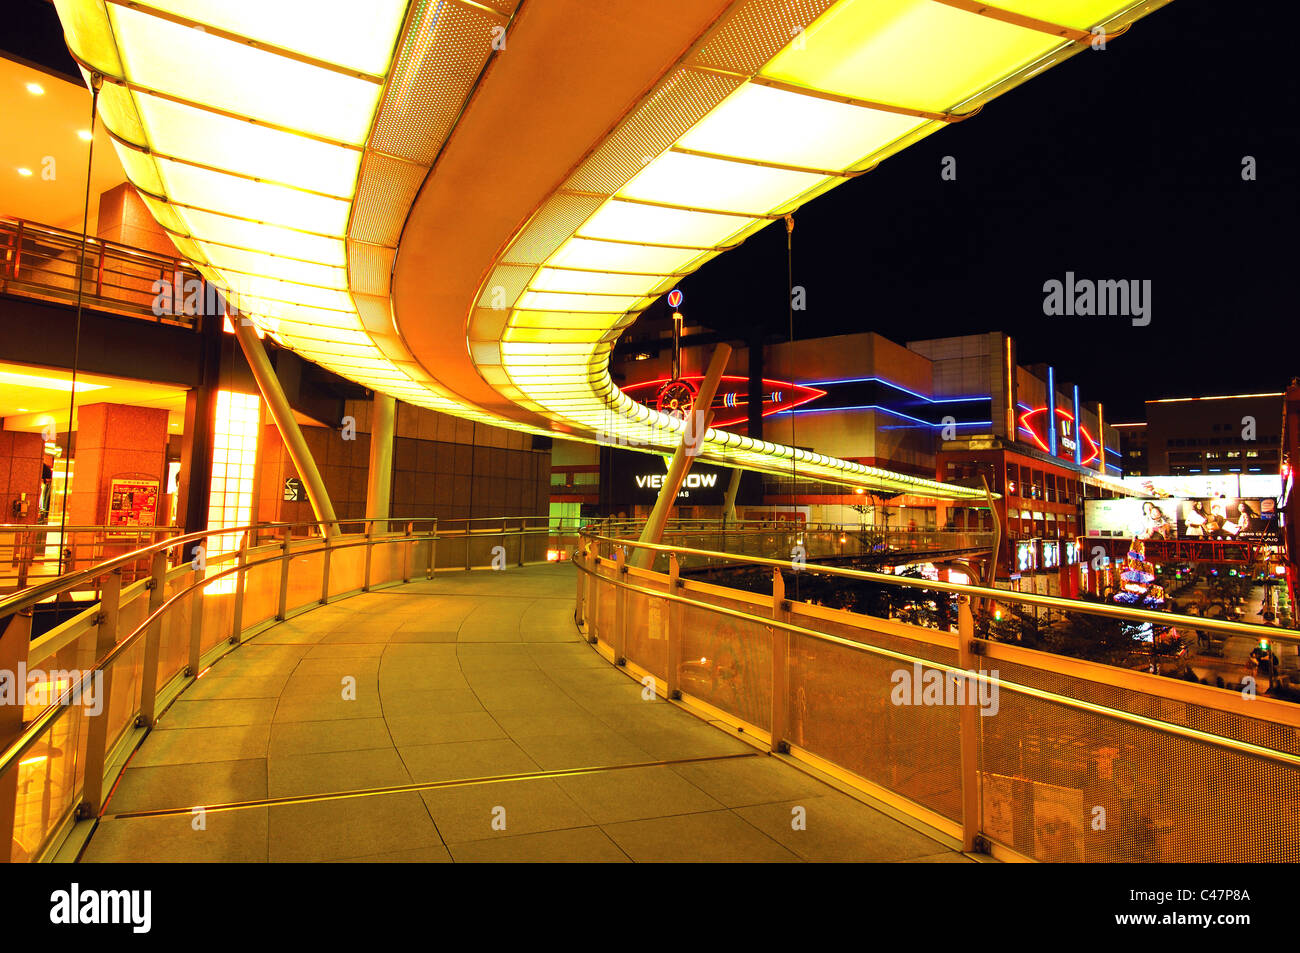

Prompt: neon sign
xmin=623 ymin=376 xmax=825 ymax=428
xmin=1019 ymin=406 xmax=1100 ymax=465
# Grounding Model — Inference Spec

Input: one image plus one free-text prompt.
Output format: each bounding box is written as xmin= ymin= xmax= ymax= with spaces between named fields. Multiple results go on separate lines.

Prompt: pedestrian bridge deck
xmin=83 ymin=565 xmax=968 ymax=863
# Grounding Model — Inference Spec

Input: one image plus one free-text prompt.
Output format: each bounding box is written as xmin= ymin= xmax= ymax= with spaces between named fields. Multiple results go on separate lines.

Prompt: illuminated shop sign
xmin=1019 ymin=406 xmax=1100 ymax=465
xmin=635 ymin=472 xmax=719 ymax=491
xmin=609 ymin=451 xmax=759 ymax=507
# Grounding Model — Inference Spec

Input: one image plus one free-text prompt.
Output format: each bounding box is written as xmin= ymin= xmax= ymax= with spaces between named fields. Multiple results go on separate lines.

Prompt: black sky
xmin=663 ymin=1 xmax=1297 ymax=421
xmin=6 ymin=1 xmax=1294 ymax=421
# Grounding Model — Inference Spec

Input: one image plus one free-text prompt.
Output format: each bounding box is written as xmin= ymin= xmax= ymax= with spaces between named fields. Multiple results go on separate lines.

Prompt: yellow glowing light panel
xmin=203 ymin=389 xmax=258 ymax=593
xmin=51 ymin=0 xmax=514 ymax=430
xmin=55 ymin=0 xmax=1166 ymax=500
xmin=468 ymin=0 xmax=1165 ymax=497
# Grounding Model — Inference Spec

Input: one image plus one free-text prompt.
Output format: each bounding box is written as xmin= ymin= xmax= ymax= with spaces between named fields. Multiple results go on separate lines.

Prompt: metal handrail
xmin=0 ymin=514 xmax=574 ymax=811
xmin=580 ymin=529 xmax=1300 ymax=646
xmin=573 ymin=556 xmax=1300 ymax=768
xmin=0 ymin=515 xmax=580 ymax=620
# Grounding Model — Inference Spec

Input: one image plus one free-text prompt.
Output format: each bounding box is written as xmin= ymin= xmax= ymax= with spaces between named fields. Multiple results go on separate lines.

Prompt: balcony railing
xmin=575 ymin=529 xmax=1300 ymax=863
xmin=0 ymin=514 xmax=577 ymax=863
xmin=0 ymin=217 xmax=203 ymax=328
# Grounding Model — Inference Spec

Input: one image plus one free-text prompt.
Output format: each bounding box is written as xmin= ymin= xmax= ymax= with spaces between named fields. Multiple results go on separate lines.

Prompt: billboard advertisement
xmin=1085 ymin=496 xmax=1279 ymax=541
xmin=1084 ymin=499 xmax=1183 ymax=539
xmin=1180 ymin=497 xmax=1278 ymax=541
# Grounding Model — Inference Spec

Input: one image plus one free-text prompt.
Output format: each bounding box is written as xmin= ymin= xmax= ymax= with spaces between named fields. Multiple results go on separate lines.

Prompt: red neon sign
xmin=623 ymin=376 xmax=825 ymax=428
xmin=1019 ymin=406 xmax=1100 ymax=465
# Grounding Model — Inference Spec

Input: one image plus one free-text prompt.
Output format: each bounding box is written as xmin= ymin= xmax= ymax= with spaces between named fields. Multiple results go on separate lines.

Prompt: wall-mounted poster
xmin=107 ymin=478 xmax=160 ymax=536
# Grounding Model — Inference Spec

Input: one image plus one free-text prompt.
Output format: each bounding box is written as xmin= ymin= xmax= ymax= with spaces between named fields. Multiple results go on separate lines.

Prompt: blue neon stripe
xmin=801 ymin=376 xmax=990 ymax=404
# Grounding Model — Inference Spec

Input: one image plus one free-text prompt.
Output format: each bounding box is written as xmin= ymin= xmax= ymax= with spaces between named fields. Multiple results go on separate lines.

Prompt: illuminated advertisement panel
xmin=1042 ymin=540 xmax=1060 ymax=569
xmin=1084 ymin=499 xmax=1183 ymax=539
xmin=1180 ymin=497 xmax=1279 ymax=541
xmin=1085 ymin=497 xmax=1279 ymax=541
xmin=1015 ymin=541 xmax=1037 ymax=573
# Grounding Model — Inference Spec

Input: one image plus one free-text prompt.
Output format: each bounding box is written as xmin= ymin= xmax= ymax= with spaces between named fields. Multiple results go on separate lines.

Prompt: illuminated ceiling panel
xmin=55 ymin=0 xmax=1170 ymax=501
xmin=473 ymin=0 xmax=1169 ymax=498
xmin=761 ymin=0 xmax=1064 ymax=114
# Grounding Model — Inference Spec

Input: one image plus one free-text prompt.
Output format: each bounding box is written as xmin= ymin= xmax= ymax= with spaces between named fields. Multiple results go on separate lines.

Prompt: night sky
xmin=7 ymin=1 xmax=1294 ymax=421
xmin=659 ymin=1 xmax=1298 ymax=421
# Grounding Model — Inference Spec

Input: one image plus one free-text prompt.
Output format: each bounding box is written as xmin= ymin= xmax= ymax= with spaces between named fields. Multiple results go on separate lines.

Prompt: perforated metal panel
xmin=563 ymin=70 xmax=742 ymax=195
xmin=349 ymin=154 xmax=429 ymax=246
xmin=789 ymin=632 xmax=964 ymax=823
xmin=347 ymin=241 xmax=396 ymax=296
xmin=367 ymin=0 xmax=502 ymax=165
xmin=693 ymin=0 xmax=838 ymax=73
xmin=979 ymin=689 xmax=1300 ymax=863
xmin=501 ymin=193 xmax=606 ymax=266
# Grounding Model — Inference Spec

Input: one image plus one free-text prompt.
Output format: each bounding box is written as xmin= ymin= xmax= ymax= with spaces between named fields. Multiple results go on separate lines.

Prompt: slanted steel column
xmin=722 ymin=468 xmax=741 ymax=522
xmin=232 ymin=316 xmax=337 ymax=536
xmin=366 ymin=394 xmax=395 ymax=531
xmin=631 ymin=343 xmax=731 ymax=570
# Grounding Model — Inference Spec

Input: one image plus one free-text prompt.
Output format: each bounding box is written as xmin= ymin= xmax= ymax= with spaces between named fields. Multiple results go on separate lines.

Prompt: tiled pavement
xmin=83 ymin=564 xmax=971 ymax=863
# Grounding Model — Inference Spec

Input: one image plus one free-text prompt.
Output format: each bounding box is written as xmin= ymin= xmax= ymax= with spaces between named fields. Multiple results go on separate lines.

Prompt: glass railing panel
xmin=283 ymin=546 xmax=325 ymax=616
xmin=369 ymin=539 xmax=405 ymax=587
xmin=240 ymin=549 xmax=282 ymax=632
xmin=327 ymin=539 xmax=366 ymax=599
xmin=158 ymin=568 xmax=197 ymax=688
xmin=9 ymin=705 xmax=86 ymax=863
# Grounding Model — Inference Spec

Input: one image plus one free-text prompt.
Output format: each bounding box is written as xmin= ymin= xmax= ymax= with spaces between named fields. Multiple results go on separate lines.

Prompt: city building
xmin=1125 ymin=393 xmax=1283 ymax=477
xmin=553 ymin=328 xmax=1140 ymax=593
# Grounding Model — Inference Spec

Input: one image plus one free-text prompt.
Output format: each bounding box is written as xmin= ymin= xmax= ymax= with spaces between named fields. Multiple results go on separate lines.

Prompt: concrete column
xmin=366 ymin=394 xmax=395 ymax=527
xmin=232 ymin=317 xmax=337 ymax=535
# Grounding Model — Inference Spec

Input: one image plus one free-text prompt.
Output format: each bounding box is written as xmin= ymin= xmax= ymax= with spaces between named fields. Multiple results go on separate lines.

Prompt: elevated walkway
xmin=82 ymin=566 xmax=965 ymax=863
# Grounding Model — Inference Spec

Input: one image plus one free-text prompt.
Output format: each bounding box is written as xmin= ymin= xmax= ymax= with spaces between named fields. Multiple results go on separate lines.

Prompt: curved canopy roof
xmin=52 ymin=0 xmax=1170 ymax=500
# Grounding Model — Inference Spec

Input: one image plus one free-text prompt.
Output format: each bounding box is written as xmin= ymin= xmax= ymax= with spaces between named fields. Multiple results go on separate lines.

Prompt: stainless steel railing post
xmin=276 ymin=527 xmax=291 ymax=621
xmin=667 ymin=553 xmax=682 ymax=700
xmin=957 ymin=593 xmax=981 ymax=853
xmin=230 ymin=531 xmax=249 ymax=644
xmin=138 ymin=550 xmax=168 ymax=726
xmin=78 ymin=569 xmax=121 ymax=819
xmin=362 ymin=520 xmax=374 ymax=592
xmin=770 ymin=567 xmax=790 ymax=754
xmin=614 ymin=547 xmax=627 ymax=665
xmin=319 ymin=531 xmax=332 ymax=605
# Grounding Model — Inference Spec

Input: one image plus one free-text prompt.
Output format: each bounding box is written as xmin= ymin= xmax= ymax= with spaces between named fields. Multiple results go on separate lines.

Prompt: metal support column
xmin=631 ymin=343 xmax=731 ymax=570
xmin=722 ymin=468 xmax=742 ymax=524
xmin=232 ymin=315 xmax=337 ymax=536
xmin=366 ymin=393 xmax=395 ymax=527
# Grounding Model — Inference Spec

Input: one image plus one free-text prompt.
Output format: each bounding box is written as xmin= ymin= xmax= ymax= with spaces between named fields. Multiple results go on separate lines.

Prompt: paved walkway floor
xmin=84 ymin=564 xmax=970 ymax=863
